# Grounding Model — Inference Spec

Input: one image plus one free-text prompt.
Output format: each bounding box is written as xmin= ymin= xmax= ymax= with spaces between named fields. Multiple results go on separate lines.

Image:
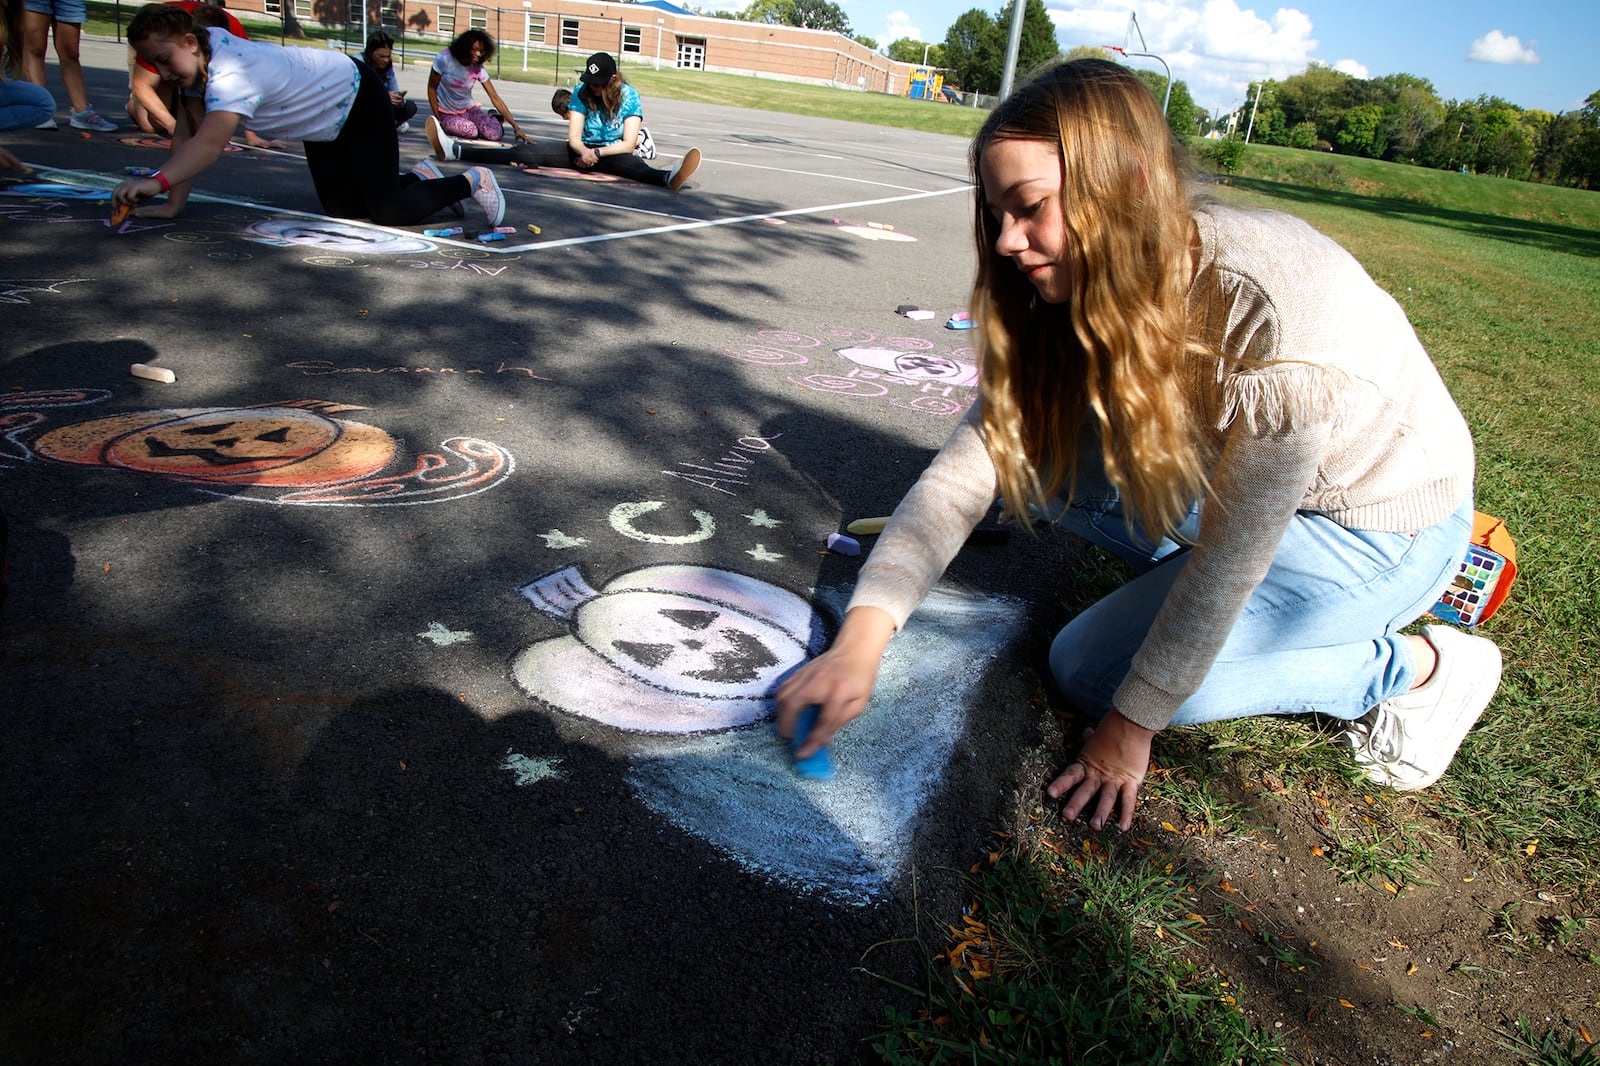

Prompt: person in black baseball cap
xmin=426 ymin=49 xmax=700 ymax=189
xmin=578 ymin=51 xmax=616 ymax=87
xmin=564 ymin=51 xmax=698 ymax=189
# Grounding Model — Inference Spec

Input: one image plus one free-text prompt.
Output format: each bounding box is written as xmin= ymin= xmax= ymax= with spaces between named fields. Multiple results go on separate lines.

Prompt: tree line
xmin=1233 ymin=65 xmax=1599 ymax=188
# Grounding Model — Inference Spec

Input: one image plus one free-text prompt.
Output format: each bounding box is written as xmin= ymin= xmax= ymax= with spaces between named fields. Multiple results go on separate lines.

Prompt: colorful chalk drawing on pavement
xmin=243 ymin=220 xmax=434 ymax=255
xmin=722 ymin=327 xmax=978 ymax=417
xmin=515 ymin=563 xmax=826 ymax=733
xmin=510 ymin=562 xmax=1019 ymax=905
xmin=510 ymin=163 xmax=623 ymax=183
xmin=836 ymin=223 xmax=917 ymax=242
xmin=0 ymin=183 xmax=110 ymax=200
xmin=119 ymin=135 xmax=243 ymax=153
xmin=1 ymin=391 xmax=513 ymax=506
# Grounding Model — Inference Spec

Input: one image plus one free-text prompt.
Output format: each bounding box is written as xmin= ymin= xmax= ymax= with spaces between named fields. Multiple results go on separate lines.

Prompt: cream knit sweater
xmin=848 ymin=203 xmax=1476 ymax=730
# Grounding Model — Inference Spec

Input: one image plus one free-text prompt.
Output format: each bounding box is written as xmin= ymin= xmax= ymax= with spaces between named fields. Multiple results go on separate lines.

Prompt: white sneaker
xmin=36 ymin=116 xmax=59 ymax=130
xmin=397 ymin=121 xmax=411 ymax=134
xmin=667 ymin=146 xmax=700 ymax=191
xmin=70 ymin=107 xmax=117 ymax=132
xmin=1343 ymin=625 xmax=1502 ymax=790
xmin=465 ymin=166 xmax=504 ymax=226
xmin=426 ymin=116 xmax=459 ymax=162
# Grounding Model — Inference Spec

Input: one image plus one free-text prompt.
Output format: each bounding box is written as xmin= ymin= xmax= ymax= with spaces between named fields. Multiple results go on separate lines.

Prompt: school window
xmin=293 ymin=0 xmax=313 ymax=22
xmin=560 ymin=19 xmax=579 ymax=47
xmin=379 ymin=0 xmax=400 ymax=28
xmin=621 ymin=26 xmax=642 ymax=54
xmin=262 ymin=0 xmax=280 ymax=15
xmin=468 ymin=7 xmax=487 ymax=31
xmin=436 ymin=9 xmax=454 ymax=35
xmin=523 ymin=14 xmax=546 ymax=44
xmin=676 ymin=38 xmax=705 ymax=70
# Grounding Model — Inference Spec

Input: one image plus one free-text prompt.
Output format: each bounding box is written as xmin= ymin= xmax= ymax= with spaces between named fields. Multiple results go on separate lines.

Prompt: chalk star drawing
xmin=746 ymin=544 xmax=784 ymax=562
xmin=420 ymin=621 xmax=474 ymax=645
xmin=743 ymin=509 xmax=782 ymax=528
xmin=0 ymin=278 xmax=91 ymax=304
xmin=501 ymin=751 xmax=564 ymax=786
xmin=539 ymin=529 xmax=587 ymax=549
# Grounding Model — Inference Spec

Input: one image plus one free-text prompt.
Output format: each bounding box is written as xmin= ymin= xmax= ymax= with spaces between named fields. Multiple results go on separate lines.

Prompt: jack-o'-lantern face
xmin=574 ymin=589 xmax=809 ymax=700
xmin=104 ymin=408 xmax=342 ymax=478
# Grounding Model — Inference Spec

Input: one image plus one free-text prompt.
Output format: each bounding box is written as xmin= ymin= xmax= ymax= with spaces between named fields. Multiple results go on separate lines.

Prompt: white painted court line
xmin=23 ymin=162 xmax=972 ymax=254
xmin=698 ymin=156 xmax=957 ymax=193
xmin=511 ymin=184 xmax=972 ymax=251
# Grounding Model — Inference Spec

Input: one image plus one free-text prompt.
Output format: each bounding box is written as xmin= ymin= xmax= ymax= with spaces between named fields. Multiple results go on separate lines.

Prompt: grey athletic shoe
xmin=1343 ymin=625 xmax=1502 ymax=790
xmin=69 ymin=107 xmax=117 ymax=132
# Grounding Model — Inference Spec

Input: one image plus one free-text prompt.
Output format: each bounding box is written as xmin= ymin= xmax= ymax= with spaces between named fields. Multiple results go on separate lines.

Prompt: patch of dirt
xmin=1007 ymin=747 xmax=1599 ymax=1065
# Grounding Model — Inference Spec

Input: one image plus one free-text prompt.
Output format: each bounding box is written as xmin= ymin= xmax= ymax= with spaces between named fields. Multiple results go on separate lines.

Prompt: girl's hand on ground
xmin=112 ymin=178 xmax=161 ymax=207
xmin=1046 ymin=710 xmax=1155 ymax=832
xmin=513 ymin=127 xmax=530 ymax=142
xmin=0 ymin=146 xmax=24 ymax=172
xmin=774 ymin=607 xmax=895 ymax=758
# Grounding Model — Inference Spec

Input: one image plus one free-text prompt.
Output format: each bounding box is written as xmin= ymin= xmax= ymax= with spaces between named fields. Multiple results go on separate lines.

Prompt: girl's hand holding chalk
xmin=789 ymin=706 xmax=836 ymax=781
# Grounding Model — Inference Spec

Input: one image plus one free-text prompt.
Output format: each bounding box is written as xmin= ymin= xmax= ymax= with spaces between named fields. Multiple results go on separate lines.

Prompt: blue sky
xmin=821 ymin=0 xmax=1598 ymax=117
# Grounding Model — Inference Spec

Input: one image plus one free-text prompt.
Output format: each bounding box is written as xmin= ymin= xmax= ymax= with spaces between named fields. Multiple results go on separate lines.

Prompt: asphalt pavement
xmin=0 ymin=38 xmax=1086 ymax=1063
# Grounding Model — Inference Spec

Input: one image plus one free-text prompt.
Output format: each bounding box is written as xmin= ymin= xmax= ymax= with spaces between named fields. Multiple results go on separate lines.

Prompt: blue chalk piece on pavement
xmin=826 ymin=532 xmax=860 ymax=556
xmin=791 ymin=705 xmax=836 ymax=781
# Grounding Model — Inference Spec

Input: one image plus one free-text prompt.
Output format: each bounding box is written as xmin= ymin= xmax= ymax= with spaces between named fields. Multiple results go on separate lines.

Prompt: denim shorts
xmin=24 ymin=0 xmax=88 ymax=22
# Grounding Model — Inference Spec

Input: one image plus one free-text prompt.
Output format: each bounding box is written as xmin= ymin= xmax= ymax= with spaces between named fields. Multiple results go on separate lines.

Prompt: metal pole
xmin=997 ymin=0 xmax=1024 ymax=100
xmin=1244 ymin=82 xmax=1264 ymax=143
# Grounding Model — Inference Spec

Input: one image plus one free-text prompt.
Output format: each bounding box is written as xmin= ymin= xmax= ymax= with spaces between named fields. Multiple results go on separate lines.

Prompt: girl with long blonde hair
xmin=777 ymin=59 xmax=1500 ymax=830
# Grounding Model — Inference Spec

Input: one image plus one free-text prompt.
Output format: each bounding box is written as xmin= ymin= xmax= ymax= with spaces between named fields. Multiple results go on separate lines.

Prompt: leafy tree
xmin=886 ymin=37 xmax=942 ymax=65
xmin=854 ymin=34 xmax=877 ymax=49
xmin=1130 ymin=66 xmax=1198 ymax=137
xmin=1275 ymin=62 xmax=1354 ymax=145
xmin=1383 ymin=84 xmax=1444 ymax=159
xmin=995 ymin=0 xmax=1060 ymax=80
xmin=1335 ymin=103 xmax=1385 ymax=157
xmin=1286 ymin=121 xmax=1319 ymax=149
xmin=941 ymin=7 xmax=1003 ymax=93
xmin=743 ymin=0 xmax=850 ymax=34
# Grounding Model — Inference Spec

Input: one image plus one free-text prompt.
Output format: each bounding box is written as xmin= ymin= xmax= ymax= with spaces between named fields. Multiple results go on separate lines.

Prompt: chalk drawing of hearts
xmin=624 ymin=587 xmax=1020 ymax=906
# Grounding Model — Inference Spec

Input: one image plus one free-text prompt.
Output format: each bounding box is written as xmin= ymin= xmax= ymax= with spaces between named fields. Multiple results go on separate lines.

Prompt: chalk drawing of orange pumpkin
xmin=512 ymin=563 xmax=828 ymax=733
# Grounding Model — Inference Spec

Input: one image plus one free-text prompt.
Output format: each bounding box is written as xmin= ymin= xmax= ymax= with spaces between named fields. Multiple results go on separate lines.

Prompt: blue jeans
xmin=0 ymin=79 xmax=56 ymax=131
xmin=1046 ymin=442 xmax=1472 ymax=726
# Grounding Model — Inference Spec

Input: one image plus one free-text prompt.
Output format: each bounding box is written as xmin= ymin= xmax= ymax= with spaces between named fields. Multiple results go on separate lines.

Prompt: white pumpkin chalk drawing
xmin=512 ymin=563 xmax=828 ymax=733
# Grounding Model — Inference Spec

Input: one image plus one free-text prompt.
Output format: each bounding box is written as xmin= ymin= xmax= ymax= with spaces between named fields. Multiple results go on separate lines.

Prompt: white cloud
xmin=880 ymin=10 xmax=923 ymax=44
xmin=1044 ymin=0 xmax=1321 ymax=114
xmin=1332 ymin=58 xmax=1368 ymax=78
xmin=1467 ymin=30 xmax=1540 ymax=66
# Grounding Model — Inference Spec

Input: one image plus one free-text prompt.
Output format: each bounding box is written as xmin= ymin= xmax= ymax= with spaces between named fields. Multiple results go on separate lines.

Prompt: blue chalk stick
xmin=791 ymin=705 xmax=836 ymax=781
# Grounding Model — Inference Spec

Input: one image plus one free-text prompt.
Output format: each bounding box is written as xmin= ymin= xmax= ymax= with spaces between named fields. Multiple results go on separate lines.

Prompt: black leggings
xmin=391 ymin=97 xmax=418 ymax=127
xmin=304 ymin=60 xmax=470 ymax=225
xmin=457 ymin=139 xmax=669 ymax=186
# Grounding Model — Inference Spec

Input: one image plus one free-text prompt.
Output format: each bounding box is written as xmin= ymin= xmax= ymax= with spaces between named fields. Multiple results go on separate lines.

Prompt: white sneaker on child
xmin=397 ymin=121 xmax=411 ymax=134
xmin=465 ymin=166 xmax=504 ymax=226
xmin=36 ymin=116 xmax=58 ymax=130
xmin=667 ymin=147 xmax=700 ymax=191
xmin=426 ymin=116 xmax=460 ymax=162
xmin=1342 ymin=625 xmax=1502 ymax=790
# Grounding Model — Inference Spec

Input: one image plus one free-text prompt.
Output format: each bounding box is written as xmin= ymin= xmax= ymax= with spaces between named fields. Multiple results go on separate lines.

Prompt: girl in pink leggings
xmin=427 ymin=29 xmax=526 ymax=144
